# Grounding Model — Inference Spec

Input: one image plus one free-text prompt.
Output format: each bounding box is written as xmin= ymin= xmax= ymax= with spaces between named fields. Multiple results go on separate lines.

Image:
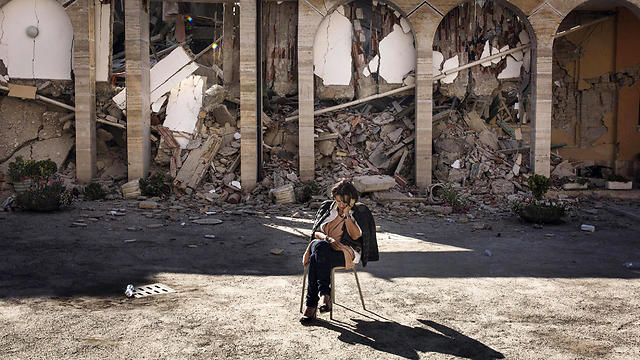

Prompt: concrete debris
xmin=113 ymin=46 xmax=198 ymax=110
xmin=192 ymin=218 xmax=223 ymax=225
xmin=122 ymin=180 xmax=141 ymax=199
xmin=163 ymin=75 xmax=207 ymax=149
xmin=353 ymin=175 xmax=396 ymax=193
xmin=270 ymin=184 xmax=295 ymax=204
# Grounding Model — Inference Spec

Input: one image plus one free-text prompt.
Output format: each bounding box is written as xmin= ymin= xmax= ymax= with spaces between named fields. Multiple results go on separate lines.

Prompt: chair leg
xmin=352 ymin=267 xmax=366 ymax=310
xmin=330 ymin=268 xmax=335 ymax=320
xmin=300 ymin=266 xmax=308 ymax=314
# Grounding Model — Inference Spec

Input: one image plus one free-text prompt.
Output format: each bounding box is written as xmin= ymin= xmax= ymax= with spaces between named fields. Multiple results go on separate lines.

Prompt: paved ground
xmin=1 ymin=197 xmax=639 ymax=359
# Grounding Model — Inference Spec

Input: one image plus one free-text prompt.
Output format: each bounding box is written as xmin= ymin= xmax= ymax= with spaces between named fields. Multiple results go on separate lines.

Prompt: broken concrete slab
xmin=317 ymin=140 xmax=336 ymax=156
xmin=122 ymin=180 xmax=141 ymax=199
xmin=353 ymin=175 xmax=396 ymax=193
xmin=270 ymin=184 xmax=295 ymax=204
xmin=38 ymin=111 xmax=66 ymax=140
xmin=203 ymin=84 xmax=226 ymax=112
xmin=551 ymin=161 xmax=575 ymax=178
xmin=163 ymin=75 xmax=207 ymax=148
xmin=0 ymin=97 xmax=45 ymax=161
xmin=463 ymin=111 xmax=487 ymax=133
xmin=211 ymin=104 xmax=236 ymax=126
xmin=113 ymin=46 xmax=198 ymax=110
xmin=478 ymin=130 xmax=500 ymax=150
xmin=491 ymin=179 xmax=515 ymax=195
xmin=29 ymin=133 xmax=74 ymax=170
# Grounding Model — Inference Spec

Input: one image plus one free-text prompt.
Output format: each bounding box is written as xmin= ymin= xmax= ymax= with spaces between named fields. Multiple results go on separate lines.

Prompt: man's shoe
xmin=299 ymin=306 xmax=317 ymax=324
xmin=319 ymin=295 xmax=332 ymax=313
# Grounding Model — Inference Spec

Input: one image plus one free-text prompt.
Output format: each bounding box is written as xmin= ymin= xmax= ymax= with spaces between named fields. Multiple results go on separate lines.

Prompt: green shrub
xmin=8 ymin=157 xmax=57 ymax=182
xmin=297 ymin=181 xmax=322 ymax=203
xmin=436 ymin=183 xmax=469 ymax=213
xmin=528 ymin=174 xmax=551 ymax=200
xmin=511 ymin=198 xmax=566 ymax=224
xmin=606 ymin=174 xmax=630 ymax=182
xmin=17 ymin=180 xmax=73 ymax=211
xmin=139 ymin=173 xmax=171 ymax=197
xmin=85 ymin=182 xmax=106 ymax=200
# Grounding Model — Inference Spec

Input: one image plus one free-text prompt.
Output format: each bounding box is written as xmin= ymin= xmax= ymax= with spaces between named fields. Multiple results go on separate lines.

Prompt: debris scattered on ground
xmin=581 ymin=224 xmax=596 ymax=232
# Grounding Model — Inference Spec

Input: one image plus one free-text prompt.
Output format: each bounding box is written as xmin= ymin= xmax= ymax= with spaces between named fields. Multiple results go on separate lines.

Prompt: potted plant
xmin=8 ymin=158 xmax=72 ymax=211
xmin=605 ymin=174 xmax=633 ymax=190
xmin=511 ymin=174 xmax=566 ymax=224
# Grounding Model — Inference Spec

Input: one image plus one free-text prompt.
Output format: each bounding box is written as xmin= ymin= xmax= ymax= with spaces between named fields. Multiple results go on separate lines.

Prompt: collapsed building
xmin=1 ymin=0 xmax=639 ymax=200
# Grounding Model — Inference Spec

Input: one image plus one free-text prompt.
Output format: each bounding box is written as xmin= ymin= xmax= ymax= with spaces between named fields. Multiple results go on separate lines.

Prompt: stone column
xmin=528 ymin=6 xmax=563 ymax=178
xmin=223 ymin=2 xmax=235 ymax=86
xmin=297 ymin=0 xmax=323 ymax=182
xmin=124 ymin=0 xmax=151 ymax=181
xmin=410 ymin=6 xmax=441 ymax=188
xmin=240 ymin=0 xmax=258 ymax=192
xmin=67 ymin=0 xmax=97 ymax=183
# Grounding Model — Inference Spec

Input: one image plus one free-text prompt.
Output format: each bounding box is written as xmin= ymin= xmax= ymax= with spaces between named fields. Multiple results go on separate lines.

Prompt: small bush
xmin=437 ymin=183 xmax=469 ymax=213
xmin=511 ymin=198 xmax=566 ymax=224
xmin=8 ymin=157 xmax=57 ymax=182
xmin=528 ymin=174 xmax=551 ymax=200
xmin=139 ymin=173 xmax=171 ymax=197
xmin=606 ymin=174 xmax=630 ymax=182
xmin=17 ymin=180 xmax=73 ymax=211
xmin=85 ymin=182 xmax=106 ymax=200
xmin=297 ymin=181 xmax=322 ymax=203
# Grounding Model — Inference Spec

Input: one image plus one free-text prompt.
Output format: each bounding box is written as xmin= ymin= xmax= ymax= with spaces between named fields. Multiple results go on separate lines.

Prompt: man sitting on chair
xmin=300 ymin=180 xmax=378 ymax=324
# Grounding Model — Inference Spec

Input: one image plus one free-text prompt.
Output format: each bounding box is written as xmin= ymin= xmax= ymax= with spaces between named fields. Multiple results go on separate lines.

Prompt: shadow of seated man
xmin=329 ymin=318 xmax=504 ymax=359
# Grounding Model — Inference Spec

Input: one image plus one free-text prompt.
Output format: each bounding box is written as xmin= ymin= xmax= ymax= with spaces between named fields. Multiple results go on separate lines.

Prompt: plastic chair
xmin=300 ymin=264 xmax=366 ymax=320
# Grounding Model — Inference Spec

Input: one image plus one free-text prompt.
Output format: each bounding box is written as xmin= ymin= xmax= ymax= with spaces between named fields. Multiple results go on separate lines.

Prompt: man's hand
xmin=342 ymin=198 xmax=356 ymax=218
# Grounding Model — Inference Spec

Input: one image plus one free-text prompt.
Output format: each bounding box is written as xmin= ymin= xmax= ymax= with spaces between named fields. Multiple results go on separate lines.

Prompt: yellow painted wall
xmin=552 ymin=7 xmax=640 ymax=164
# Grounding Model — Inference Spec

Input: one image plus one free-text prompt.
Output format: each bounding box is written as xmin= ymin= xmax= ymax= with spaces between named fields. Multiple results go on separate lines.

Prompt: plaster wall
xmin=0 ymin=0 xmax=73 ymax=80
xmin=552 ymin=6 xmax=640 ymax=168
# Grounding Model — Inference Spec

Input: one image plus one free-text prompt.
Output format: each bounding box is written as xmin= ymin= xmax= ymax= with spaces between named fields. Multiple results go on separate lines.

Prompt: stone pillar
xmin=124 ymin=0 xmax=151 ymax=181
xmin=223 ymin=2 xmax=235 ymax=86
xmin=411 ymin=6 xmax=441 ymax=188
xmin=240 ymin=0 xmax=258 ymax=192
xmin=67 ymin=0 xmax=97 ymax=183
xmin=297 ymin=0 xmax=323 ymax=182
xmin=528 ymin=6 xmax=563 ymax=178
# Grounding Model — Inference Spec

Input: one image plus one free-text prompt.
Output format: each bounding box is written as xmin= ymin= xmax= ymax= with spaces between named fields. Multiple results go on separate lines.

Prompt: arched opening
xmin=0 ymin=0 xmax=73 ymax=80
xmin=431 ymin=0 xmax=536 ymax=188
xmin=307 ymin=0 xmax=417 ymax=184
xmin=551 ymin=0 xmax=640 ymax=185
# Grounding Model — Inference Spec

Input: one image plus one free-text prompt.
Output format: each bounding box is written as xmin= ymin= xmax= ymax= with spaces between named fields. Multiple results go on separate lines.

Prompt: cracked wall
xmin=313 ymin=0 xmax=416 ymax=100
xmin=0 ymin=0 xmax=73 ymax=80
xmin=552 ymin=7 xmax=640 ymax=171
xmin=433 ymin=1 xmax=532 ymax=100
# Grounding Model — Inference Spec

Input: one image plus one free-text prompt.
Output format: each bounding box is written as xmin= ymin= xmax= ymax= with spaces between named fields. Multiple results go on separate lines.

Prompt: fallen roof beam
xmin=285 ymin=84 xmax=415 ymax=122
xmin=554 ymin=16 xmax=615 ymax=40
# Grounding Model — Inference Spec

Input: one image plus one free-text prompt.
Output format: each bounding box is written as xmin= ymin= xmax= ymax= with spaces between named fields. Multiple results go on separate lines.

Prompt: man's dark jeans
xmin=306 ymin=240 xmax=346 ymax=307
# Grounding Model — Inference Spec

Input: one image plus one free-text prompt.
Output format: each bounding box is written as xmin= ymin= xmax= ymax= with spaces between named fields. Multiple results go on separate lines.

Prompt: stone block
xmin=353 ymin=175 xmax=396 ymax=193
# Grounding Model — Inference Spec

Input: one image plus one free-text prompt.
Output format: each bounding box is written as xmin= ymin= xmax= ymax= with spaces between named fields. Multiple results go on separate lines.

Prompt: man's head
xmin=331 ymin=180 xmax=359 ymax=211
